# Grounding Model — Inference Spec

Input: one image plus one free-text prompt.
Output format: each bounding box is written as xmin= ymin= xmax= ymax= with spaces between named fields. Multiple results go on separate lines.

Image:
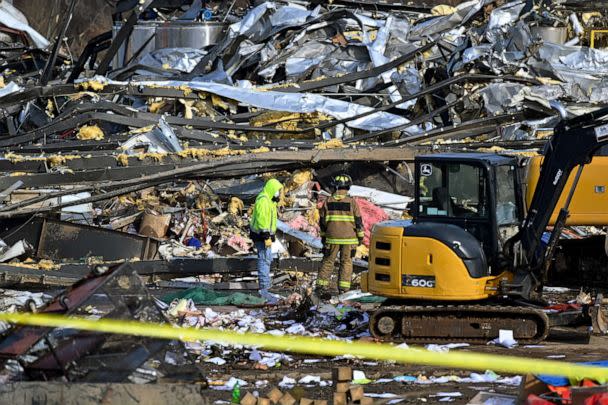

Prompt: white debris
xmin=366 ymin=393 xmax=399 ymax=398
xmin=425 ymin=343 xmax=470 ymax=353
xmin=212 ymin=377 xmax=248 ymax=391
xmin=433 ymin=392 xmax=462 ymax=397
xmin=278 ymin=376 xmax=296 ymax=389
xmin=255 ymin=380 xmax=269 ymax=388
xmin=285 ymin=323 xmax=306 ymax=335
xmin=488 ymin=329 xmax=518 ymax=349
xmin=204 ymin=357 xmax=227 ymax=365
xmin=298 ymin=375 xmax=322 ymax=385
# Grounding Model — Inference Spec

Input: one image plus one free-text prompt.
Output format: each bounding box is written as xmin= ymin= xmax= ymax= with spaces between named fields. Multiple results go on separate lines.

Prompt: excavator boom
xmin=519 ymin=107 xmax=608 ymax=274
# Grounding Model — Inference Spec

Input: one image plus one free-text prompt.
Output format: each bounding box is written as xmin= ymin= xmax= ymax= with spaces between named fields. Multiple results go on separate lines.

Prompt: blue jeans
xmin=254 ymin=240 xmax=273 ymax=293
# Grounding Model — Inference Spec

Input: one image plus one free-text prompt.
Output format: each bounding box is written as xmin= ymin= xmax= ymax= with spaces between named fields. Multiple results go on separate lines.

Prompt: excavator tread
xmin=369 ymin=304 xmax=550 ymax=344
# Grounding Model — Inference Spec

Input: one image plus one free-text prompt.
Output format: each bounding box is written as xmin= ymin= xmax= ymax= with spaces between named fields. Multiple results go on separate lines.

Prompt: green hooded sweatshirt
xmin=250 ymin=178 xmax=283 ymax=237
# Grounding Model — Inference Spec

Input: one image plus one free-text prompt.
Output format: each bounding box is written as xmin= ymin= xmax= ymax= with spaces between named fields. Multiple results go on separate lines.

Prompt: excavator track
xmin=369 ymin=304 xmax=550 ymax=344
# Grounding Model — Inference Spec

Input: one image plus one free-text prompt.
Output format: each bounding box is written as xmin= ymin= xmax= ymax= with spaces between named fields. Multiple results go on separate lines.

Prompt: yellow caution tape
xmin=0 ymin=312 xmax=607 ymax=381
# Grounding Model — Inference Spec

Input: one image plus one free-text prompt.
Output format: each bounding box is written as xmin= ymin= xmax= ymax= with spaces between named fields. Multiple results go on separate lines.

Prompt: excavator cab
xmin=363 ymin=153 xmax=521 ymax=302
xmin=415 ymin=153 xmax=524 ymax=274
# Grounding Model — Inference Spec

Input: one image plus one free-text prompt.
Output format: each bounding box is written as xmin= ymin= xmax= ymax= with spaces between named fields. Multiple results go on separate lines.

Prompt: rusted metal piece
xmin=0 ymin=267 xmax=116 ymax=357
xmin=369 ymin=304 xmax=550 ymax=344
xmin=0 ymin=263 xmax=174 ymax=382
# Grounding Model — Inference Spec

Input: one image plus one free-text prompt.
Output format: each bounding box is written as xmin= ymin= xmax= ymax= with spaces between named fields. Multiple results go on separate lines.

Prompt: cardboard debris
xmin=139 ymin=212 xmax=172 ymax=238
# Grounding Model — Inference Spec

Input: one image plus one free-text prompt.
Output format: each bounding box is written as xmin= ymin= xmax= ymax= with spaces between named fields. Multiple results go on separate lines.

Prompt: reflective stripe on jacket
xmin=320 ymin=190 xmax=364 ymax=245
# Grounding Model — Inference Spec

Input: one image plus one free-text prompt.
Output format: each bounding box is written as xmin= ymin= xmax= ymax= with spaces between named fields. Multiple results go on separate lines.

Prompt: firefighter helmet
xmin=332 ymin=174 xmax=352 ymax=190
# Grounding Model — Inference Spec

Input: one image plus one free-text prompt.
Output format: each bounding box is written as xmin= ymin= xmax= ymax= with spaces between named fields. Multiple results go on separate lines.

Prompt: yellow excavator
xmin=361 ymin=108 xmax=608 ymax=343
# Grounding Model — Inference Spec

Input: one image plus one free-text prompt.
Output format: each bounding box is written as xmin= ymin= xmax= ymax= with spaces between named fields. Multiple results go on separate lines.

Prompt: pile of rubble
xmin=0 ymin=0 xmax=607 ymax=403
xmin=0 ymin=0 xmax=605 ymax=282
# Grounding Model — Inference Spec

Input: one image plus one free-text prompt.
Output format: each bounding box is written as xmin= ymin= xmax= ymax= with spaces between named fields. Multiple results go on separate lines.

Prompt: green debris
xmin=161 ymin=287 xmax=266 ymax=306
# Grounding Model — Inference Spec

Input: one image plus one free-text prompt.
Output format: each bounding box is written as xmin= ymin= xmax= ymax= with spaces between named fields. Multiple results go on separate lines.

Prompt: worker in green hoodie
xmin=250 ymin=178 xmax=283 ymax=304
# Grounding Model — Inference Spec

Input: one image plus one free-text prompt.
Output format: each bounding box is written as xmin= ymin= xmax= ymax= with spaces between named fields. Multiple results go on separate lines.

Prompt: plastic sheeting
xmin=161 ymin=287 xmax=266 ymax=306
xmin=348 ymin=186 xmax=413 ymax=212
xmin=0 ymin=2 xmax=49 ymax=49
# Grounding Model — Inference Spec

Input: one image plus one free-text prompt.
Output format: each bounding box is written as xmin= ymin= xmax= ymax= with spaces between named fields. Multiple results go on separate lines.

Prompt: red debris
xmin=355 ymin=197 xmax=390 ymax=246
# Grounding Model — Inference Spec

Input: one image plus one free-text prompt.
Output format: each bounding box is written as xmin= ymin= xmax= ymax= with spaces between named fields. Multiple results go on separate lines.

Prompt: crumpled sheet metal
xmin=409 ymin=0 xmax=492 ymax=39
xmin=536 ymin=43 xmax=608 ymax=98
xmin=93 ymin=78 xmax=411 ymax=132
xmin=485 ymin=1 xmax=526 ymax=44
xmin=487 ymin=1 xmax=525 ymax=31
xmin=478 ymin=83 xmax=568 ymax=115
xmin=121 ymin=116 xmax=183 ymax=154
xmin=0 ymin=2 xmax=49 ymax=48
xmin=229 ymin=2 xmax=417 ymax=94
xmin=0 ymin=82 xmax=23 ymax=99
xmin=139 ymin=48 xmax=207 ymax=73
xmin=229 ymin=2 xmax=320 ymax=41
xmin=364 ymin=15 xmax=417 ymax=108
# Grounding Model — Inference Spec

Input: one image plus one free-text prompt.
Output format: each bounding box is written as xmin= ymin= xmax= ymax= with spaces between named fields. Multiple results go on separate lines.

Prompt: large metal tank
xmin=530 ymin=26 xmax=568 ymax=44
xmin=112 ymin=21 xmax=227 ymax=68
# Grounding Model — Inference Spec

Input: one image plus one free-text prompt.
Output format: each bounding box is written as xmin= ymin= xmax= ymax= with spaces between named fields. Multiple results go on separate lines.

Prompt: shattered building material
xmin=2 ymin=218 xmax=160 ymax=261
xmin=1 ymin=0 xmax=608 ymax=403
xmin=0 ymin=263 xmax=184 ymax=382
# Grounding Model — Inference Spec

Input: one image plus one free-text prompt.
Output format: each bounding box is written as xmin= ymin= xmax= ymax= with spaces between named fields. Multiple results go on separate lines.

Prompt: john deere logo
xmin=421 ymin=164 xmax=433 ymax=176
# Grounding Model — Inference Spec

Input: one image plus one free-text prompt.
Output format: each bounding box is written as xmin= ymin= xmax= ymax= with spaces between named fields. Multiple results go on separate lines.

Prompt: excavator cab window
xmin=418 ymin=162 xmax=488 ymax=219
xmin=495 ymin=164 xmax=522 ymax=261
xmin=496 ymin=165 xmax=519 ymax=226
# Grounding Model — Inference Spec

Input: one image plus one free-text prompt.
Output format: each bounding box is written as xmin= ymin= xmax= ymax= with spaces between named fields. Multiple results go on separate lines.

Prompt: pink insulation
xmin=286 ymin=215 xmax=320 ymax=238
xmin=355 ymin=197 xmax=389 ymax=246
xmin=227 ymin=234 xmax=252 ymax=252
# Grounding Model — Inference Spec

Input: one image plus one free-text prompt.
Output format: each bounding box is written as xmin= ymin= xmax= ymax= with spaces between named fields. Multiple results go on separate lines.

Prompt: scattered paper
xmin=394 ymin=375 xmax=417 ymax=383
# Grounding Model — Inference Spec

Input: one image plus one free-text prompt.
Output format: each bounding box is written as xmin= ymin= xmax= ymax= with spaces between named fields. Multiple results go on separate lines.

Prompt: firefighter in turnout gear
xmin=316 ymin=174 xmax=364 ymax=299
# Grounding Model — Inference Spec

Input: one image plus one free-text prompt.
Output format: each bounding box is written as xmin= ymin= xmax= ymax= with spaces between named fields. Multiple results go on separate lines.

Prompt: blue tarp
xmin=537 ymin=360 xmax=608 ymax=386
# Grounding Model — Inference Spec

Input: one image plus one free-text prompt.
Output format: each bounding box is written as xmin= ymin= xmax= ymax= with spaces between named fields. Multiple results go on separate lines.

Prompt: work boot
xmin=260 ymin=290 xmax=281 ymax=305
xmin=311 ymin=288 xmax=331 ymax=305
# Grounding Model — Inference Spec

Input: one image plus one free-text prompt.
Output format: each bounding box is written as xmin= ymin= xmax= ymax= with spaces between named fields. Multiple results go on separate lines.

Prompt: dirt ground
xmin=187 ymin=299 xmax=608 ymax=404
